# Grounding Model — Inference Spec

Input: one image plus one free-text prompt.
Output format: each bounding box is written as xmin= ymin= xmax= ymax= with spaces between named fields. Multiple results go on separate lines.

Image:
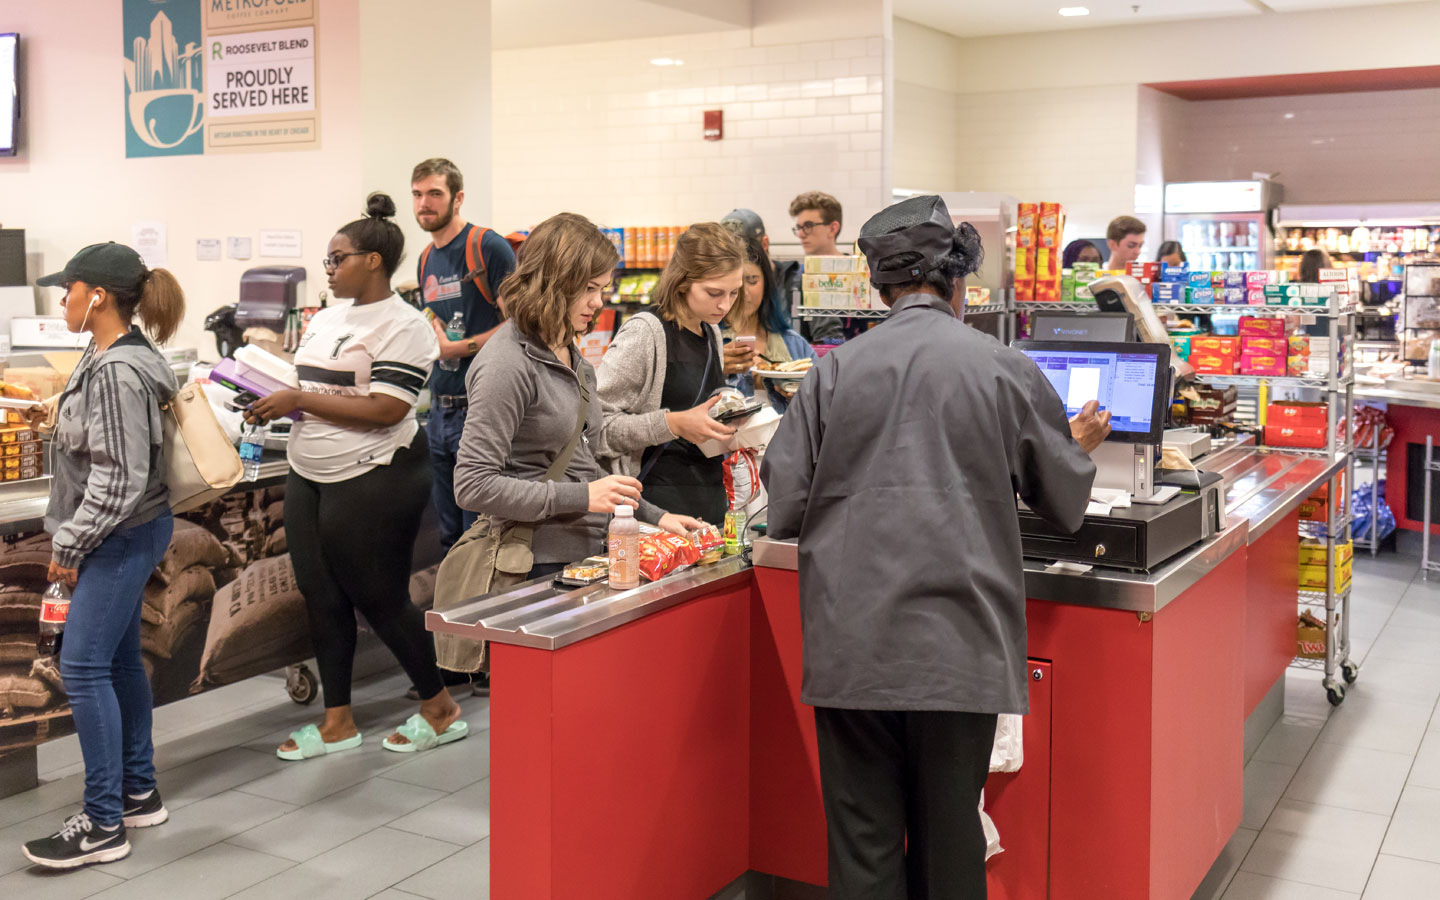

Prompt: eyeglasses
xmin=792 ymin=222 xmax=827 ymax=237
xmin=322 ymin=251 xmax=368 ymax=272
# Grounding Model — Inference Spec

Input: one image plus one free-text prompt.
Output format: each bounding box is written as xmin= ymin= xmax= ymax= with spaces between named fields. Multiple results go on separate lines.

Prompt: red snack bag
xmin=638 ymin=533 xmax=702 ymax=582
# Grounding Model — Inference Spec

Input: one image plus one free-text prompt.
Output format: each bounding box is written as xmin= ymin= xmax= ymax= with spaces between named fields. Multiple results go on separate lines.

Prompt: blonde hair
xmin=499 ymin=213 xmax=618 ymax=347
xmin=653 ymin=223 xmax=746 ymax=324
xmin=110 ymin=268 xmax=186 ymax=345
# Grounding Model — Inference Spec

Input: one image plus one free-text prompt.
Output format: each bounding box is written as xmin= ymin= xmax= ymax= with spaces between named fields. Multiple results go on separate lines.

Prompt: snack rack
xmin=1424 ymin=436 xmax=1440 ymax=579
xmin=1352 ymin=418 xmax=1386 ymax=557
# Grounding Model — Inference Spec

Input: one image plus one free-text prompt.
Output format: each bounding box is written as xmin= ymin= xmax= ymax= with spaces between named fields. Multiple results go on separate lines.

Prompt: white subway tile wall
xmin=893 ymin=82 xmax=959 ymax=192
xmin=492 ymin=31 xmax=887 ymax=238
xmin=1166 ymin=88 xmax=1440 ymax=206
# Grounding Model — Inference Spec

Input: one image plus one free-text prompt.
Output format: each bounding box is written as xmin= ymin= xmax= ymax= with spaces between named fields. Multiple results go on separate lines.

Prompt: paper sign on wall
xmin=132 ymin=221 xmax=168 ymax=267
xmin=259 ymin=229 xmax=302 ymax=259
xmin=227 ymin=236 xmax=253 ymax=260
xmin=196 ymin=238 xmax=222 ymax=261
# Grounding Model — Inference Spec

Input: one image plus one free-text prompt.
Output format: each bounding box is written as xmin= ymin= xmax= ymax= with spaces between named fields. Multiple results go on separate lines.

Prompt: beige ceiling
xmin=893 ymin=0 xmax=1438 ymax=38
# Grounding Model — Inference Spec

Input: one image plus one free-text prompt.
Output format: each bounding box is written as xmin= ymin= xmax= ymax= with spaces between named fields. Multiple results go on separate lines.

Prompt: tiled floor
xmin=2 ymin=533 xmax=1438 ymax=899
xmin=1194 ymin=531 xmax=1440 ymax=900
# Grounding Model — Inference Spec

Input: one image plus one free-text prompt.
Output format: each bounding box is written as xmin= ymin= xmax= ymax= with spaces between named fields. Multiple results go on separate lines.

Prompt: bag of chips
xmin=638 ymin=533 xmax=702 ymax=582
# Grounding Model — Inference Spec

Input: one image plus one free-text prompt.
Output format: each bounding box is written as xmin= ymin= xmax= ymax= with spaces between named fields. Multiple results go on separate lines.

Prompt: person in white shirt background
xmin=247 ymin=193 xmax=468 ymax=760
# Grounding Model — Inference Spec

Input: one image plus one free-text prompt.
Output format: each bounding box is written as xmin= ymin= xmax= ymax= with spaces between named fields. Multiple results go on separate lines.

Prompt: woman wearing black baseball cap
xmin=23 ymin=242 xmax=185 ymax=869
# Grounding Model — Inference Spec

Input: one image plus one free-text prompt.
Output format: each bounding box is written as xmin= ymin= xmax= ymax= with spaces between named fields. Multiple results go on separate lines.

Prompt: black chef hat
xmin=857 ymin=196 xmax=956 ymax=285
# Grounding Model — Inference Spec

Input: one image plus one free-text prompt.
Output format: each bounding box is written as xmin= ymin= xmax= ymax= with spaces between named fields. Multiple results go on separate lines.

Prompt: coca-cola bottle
xmin=37 ymin=581 xmax=70 ymax=657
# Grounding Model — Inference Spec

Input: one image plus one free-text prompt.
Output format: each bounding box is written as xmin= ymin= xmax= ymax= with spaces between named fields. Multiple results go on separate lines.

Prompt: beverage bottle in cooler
xmin=239 ymin=420 xmax=268 ymax=481
xmin=439 ymin=311 xmax=465 ymax=372
xmin=608 ymin=505 xmax=640 ymax=590
xmin=37 ymin=580 xmax=71 ymax=657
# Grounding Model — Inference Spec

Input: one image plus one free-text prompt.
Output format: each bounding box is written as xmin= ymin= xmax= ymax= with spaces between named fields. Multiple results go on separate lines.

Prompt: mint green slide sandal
xmin=382 ymin=714 xmax=468 ymax=753
xmin=276 ymin=724 xmax=363 ymax=761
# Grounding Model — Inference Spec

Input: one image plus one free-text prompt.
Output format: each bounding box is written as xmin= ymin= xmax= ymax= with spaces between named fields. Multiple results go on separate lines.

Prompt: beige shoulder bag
xmin=161 ymin=382 xmax=244 ymax=513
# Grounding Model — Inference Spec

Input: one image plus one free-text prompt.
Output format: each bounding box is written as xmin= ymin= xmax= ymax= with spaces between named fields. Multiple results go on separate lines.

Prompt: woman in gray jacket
xmin=596 ymin=223 xmax=742 ymax=525
xmin=23 ymin=243 xmax=185 ymax=869
xmin=454 ymin=213 xmax=703 ymax=580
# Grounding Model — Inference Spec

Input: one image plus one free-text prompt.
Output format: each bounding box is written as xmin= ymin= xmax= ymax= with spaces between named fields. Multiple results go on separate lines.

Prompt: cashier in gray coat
xmin=761 ymin=195 xmax=1108 ymax=900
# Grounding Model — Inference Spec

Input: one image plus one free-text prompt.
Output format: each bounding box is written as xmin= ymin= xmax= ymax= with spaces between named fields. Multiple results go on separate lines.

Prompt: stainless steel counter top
xmin=425 ymin=556 xmax=752 ymax=651
xmin=1356 ymin=384 xmax=1440 ymax=411
xmin=753 ymin=439 xmax=1345 ymax=614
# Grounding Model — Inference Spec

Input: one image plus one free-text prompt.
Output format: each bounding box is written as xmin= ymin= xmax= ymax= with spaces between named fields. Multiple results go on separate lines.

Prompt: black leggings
xmin=286 ymin=431 xmax=444 ymax=709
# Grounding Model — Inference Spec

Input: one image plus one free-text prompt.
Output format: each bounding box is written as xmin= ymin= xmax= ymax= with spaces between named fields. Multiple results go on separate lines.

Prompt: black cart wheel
xmin=1326 ymin=684 xmax=1346 ymax=707
xmin=1341 ymin=661 xmax=1360 ymax=685
xmin=287 ymin=664 xmax=318 ymax=705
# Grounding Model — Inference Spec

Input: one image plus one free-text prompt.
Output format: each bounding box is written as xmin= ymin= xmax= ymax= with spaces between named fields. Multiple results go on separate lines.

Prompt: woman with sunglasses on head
xmin=246 ymin=193 xmax=465 ymax=759
xmin=21 ymin=243 xmax=185 ymax=869
xmin=452 ymin=213 xmax=703 ymax=582
xmin=720 ymin=230 xmax=818 ymax=413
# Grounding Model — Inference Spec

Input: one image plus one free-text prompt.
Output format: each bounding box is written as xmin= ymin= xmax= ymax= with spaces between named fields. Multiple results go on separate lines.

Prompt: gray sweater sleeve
xmin=454 ymin=349 xmax=590 ymax=522
xmin=51 ymin=366 xmax=156 ymax=569
xmin=596 ymin=315 xmax=675 ymax=455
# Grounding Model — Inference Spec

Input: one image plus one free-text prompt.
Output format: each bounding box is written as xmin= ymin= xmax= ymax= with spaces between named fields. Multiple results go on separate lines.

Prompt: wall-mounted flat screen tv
xmin=0 ymin=34 xmax=17 ymax=157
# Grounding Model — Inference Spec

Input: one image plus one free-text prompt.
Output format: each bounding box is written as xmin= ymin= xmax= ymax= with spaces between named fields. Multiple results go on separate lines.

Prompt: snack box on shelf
xmin=1240 ymin=353 xmax=1287 ymax=377
xmin=1188 ymin=271 xmax=1213 ymax=288
xmin=1191 ymin=384 xmax=1239 ymax=409
xmin=803 ymin=255 xmax=867 ymax=274
xmin=1238 ymin=316 xmax=1287 ymax=337
xmin=1192 ymin=355 xmax=1237 ymax=375
xmin=1170 ymin=335 xmax=1193 ymax=359
xmin=1298 ymin=560 xmax=1352 ymax=591
xmin=1015 ymin=203 xmax=1038 ymax=303
xmin=1288 ymin=334 xmax=1311 ymax=355
xmin=1129 ymin=262 xmax=1161 ymax=284
xmin=1192 ymin=287 xmax=1217 ymax=303
xmin=1217 ymin=288 xmax=1246 ymax=305
xmin=1268 ymin=401 xmax=1327 ymax=427
xmin=1160 ymin=263 xmax=1189 ymax=283
xmin=1242 ymin=336 xmax=1288 ymax=354
xmin=1265 ymin=424 xmax=1327 ymax=449
xmin=1286 ymin=356 xmax=1309 ymax=377
xmin=1192 ymin=335 xmax=1242 ymax=357
xmin=1152 ymin=283 xmax=1187 ymax=303
xmin=1299 ymin=539 xmax=1353 ymax=568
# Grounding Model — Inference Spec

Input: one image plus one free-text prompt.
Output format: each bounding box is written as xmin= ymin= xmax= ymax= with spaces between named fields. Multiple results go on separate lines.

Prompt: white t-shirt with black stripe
xmin=287 ymin=295 xmax=440 ymax=483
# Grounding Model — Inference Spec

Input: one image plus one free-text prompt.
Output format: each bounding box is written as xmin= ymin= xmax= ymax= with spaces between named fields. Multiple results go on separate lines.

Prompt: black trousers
xmin=814 ymin=707 xmax=999 ymax=900
xmin=286 ymin=432 xmax=445 ymax=709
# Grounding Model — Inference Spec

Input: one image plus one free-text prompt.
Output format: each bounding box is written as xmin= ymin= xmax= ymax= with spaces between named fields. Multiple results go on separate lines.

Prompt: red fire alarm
xmin=703 ymin=110 xmax=723 ymax=141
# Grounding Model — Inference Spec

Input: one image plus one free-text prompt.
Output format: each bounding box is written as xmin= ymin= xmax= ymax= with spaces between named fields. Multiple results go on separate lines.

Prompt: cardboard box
xmin=0 ymin=426 xmax=35 ymax=444
xmin=1266 ymin=424 xmax=1327 ymax=449
xmin=1188 ymin=271 xmax=1213 ymax=288
xmin=1015 ymin=203 xmax=1038 ymax=302
xmin=1192 ymin=355 xmax=1237 ymax=375
xmin=1298 ymin=561 xmax=1352 ymax=591
xmin=1191 ymin=287 xmax=1217 ymax=303
xmin=1129 ymin=262 xmax=1161 ymax=283
xmin=1218 ymin=288 xmax=1246 ymax=305
xmin=804 ymin=255 xmax=864 ymax=274
xmin=1297 ymin=615 xmax=1327 ymax=660
xmin=1240 ymin=353 xmax=1287 ymax=376
xmin=1221 ymin=272 xmax=1246 ymax=289
xmin=1242 ymin=336 xmax=1288 ymax=354
xmin=1287 ymin=335 xmax=1311 ymax=355
xmin=1152 ymin=283 xmax=1187 ymax=303
xmin=1238 ymin=316 xmax=1286 ymax=337
xmin=1036 ymin=202 xmax=1065 ymax=297
xmin=1170 ymin=335 xmax=1193 ymax=359
xmin=1192 ymin=336 xmax=1242 ymax=357
xmin=802 ymin=272 xmax=859 ymax=292
xmin=1300 ymin=540 xmax=1353 ymax=568
xmin=1246 ymin=271 xmax=1272 ymax=287
xmin=1269 ymin=402 xmax=1327 ymax=427
xmin=1287 ymin=356 xmax=1309 ymax=377
xmin=802 ymin=291 xmax=859 ymax=309
xmin=1160 ymin=263 xmax=1189 ymax=283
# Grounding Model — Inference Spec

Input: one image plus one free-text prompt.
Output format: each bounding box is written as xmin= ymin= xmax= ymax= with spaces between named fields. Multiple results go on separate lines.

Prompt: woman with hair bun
xmin=246 ymin=193 xmax=466 ymax=759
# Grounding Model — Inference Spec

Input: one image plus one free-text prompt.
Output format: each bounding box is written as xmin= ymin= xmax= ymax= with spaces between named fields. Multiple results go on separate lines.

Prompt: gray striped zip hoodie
xmin=46 ymin=328 xmax=177 ymax=568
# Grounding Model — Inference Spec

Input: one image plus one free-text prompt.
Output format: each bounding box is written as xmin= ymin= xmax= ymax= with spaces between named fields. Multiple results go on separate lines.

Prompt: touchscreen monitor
xmin=1012 ymin=341 xmax=1172 ymax=444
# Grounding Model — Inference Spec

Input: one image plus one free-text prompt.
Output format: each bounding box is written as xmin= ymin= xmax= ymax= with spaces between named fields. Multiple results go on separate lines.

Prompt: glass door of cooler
xmin=1165 ymin=212 xmax=1267 ymax=272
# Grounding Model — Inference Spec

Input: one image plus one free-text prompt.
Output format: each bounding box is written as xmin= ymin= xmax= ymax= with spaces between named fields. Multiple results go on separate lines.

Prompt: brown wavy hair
xmin=498 ymin=213 xmax=619 ymax=348
xmin=653 ymin=222 xmax=747 ymax=324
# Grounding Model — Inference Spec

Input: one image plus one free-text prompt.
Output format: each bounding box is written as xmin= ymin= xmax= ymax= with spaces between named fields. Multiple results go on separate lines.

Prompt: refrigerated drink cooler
xmin=1164 ymin=180 xmax=1281 ymax=273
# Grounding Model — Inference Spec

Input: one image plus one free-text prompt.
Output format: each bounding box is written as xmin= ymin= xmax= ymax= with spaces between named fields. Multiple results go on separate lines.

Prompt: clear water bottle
xmin=37 ymin=580 xmax=70 ymax=657
xmin=239 ymin=420 xmax=268 ymax=481
xmin=439 ymin=310 xmax=465 ymax=372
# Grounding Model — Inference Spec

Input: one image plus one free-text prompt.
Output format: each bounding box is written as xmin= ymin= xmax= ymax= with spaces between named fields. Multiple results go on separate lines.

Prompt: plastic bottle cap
xmin=614 ymin=505 xmax=634 ymax=517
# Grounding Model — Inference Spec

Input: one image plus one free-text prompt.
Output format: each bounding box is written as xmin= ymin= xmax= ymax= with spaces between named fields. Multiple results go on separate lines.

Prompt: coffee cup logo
xmin=124 ymin=10 xmax=204 ymax=150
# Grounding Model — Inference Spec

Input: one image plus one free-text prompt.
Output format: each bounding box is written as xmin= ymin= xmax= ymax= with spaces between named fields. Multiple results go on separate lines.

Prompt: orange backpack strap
xmin=463 ymin=226 xmax=495 ymax=306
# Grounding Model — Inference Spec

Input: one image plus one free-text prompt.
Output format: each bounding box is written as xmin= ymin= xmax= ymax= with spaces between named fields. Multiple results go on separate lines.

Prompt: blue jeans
xmin=59 ymin=512 xmax=173 ymax=827
xmin=427 ymin=404 xmax=477 ymax=549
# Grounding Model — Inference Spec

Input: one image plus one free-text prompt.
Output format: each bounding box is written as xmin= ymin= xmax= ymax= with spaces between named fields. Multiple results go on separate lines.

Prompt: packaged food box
xmin=1287 ymin=356 xmax=1309 ymax=377
xmin=3 ymin=368 xmax=65 ymax=400
xmin=1191 ymin=384 xmax=1238 ymax=407
xmin=802 ymin=272 xmax=859 ymax=292
xmin=1221 ymin=272 xmax=1246 ymax=289
xmin=1188 ymin=271 xmax=1213 ymax=288
xmin=1015 ymin=203 xmax=1038 ymax=302
xmin=1037 ymin=202 xmax=1064 ymax=277
xmin=1192 ymin=355 xmax=1237 ymax=375
xmin=1265 ymin=283 xmax=1333 ymax=300
xmin=1219 ymin=288 xmax=1247 ymax=305
xmin=1287 ymin=334 xmax=1311 ymax=355
xmin=1191 ymin=287 xmax=1216 ymax=303
xmin=1318 ymin=269 xmax=1348 ymax=283
xmin=0 ymin=426 xmax=36 ymax=444
xmin=1192 ymin=336 xmax=1242 ymax=357
xmin=1300 ymin=539 xmax=1353 ymax=568
xmin=1160 ymin=263 xmax=1189 ymax=283
xmin=1267 ymin=424 xmax=1326 ymax=449
xmin=1074 ymin=283 xmax=1094 ymax=301
xmin=1152 ymin=283 xmax=1187 ymax=303
xmin=802 ymin=291 xmax=858 ymax=309
xmin=1061 ymin=270 xmax=1076 ymax=303
xmin=1242 ymin=336 xmax=1288 ymax=354
xmin=1246 ymin=288 xmax=1268 ymax=306
xmin=804 ymin=255 xmax=864 ymax=274
xmin=1269 ymin=401 xmax=1327 ymax=427
xmin=1170 ymin=335 xmax=1193 ymax=359
xmin=1129 ymin=262 xmax=1161 ymax=283
xmin=1073 ymin=261 xmax=1100 ymax=283
xmin=1246 ymin=271 xmax=1272 ymax=287
xmin=1298 ymin=561 xmax=1352 ymax=590
xmin=1238 ymin=315 xmax=1286 ymax=337
xmin=1240 ymin=353 xmax=1287 ymax=376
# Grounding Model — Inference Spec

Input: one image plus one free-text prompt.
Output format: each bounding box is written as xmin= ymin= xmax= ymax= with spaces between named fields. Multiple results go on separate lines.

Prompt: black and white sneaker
xmin=22 ymin=812 xmax=130 ymax=869
xmin=122 ymin=789 xmax=168 ymax=828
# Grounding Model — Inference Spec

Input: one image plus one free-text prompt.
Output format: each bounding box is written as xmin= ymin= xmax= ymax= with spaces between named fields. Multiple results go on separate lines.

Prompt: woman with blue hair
xmin=719 ymin=232 xmax=818 ymax=412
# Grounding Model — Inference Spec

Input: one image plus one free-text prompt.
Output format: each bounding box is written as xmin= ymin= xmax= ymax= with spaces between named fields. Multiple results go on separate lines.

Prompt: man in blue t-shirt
xmin=412 ymin=157 xmax=517 ymax=549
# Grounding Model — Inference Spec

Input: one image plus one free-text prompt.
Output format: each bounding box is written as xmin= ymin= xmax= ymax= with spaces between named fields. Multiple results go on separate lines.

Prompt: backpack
xmin=419 ymin=226 xmax=497 ymax=307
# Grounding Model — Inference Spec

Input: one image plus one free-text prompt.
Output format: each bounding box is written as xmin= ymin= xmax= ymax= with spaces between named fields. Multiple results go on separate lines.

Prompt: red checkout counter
xmin=426 ymin=438 xmax=1345 ymax=900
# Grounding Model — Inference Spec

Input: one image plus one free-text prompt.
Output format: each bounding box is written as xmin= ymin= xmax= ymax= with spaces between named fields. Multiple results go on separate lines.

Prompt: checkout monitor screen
xmin=1012 ymin=340 xmax=1172 ymax=444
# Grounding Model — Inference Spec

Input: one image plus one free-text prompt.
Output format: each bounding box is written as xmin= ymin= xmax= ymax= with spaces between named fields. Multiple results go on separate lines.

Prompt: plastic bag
xmin=638 ymin=533 xmax=701 ymax=582
xmin=1352 ymin=481 xmax=1396 ymax=544
xmin=989 ymin=714 xmax=1024 ymax=774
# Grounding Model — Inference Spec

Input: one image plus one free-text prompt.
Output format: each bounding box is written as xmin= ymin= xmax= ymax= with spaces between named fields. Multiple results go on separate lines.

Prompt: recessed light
xmin=1284 ymin=112 xmax=1296 ymax=119
xmin=650 ymin=57 xmax=681 ymax=67
xmin=1059 ymin=6 xmax=1090 ymax=15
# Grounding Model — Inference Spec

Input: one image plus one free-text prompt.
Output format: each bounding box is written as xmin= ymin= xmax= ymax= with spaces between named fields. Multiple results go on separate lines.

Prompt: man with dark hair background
xmin=1105 ymin=215 xmax=1148 ymax=270
xmin=762 ymin=195 xmax=1108 ymax=899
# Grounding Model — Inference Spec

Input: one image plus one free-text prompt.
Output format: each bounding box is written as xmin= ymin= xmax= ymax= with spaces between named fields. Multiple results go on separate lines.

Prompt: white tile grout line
xmin=1218 ymin=550 xmax=1428 ymax=899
